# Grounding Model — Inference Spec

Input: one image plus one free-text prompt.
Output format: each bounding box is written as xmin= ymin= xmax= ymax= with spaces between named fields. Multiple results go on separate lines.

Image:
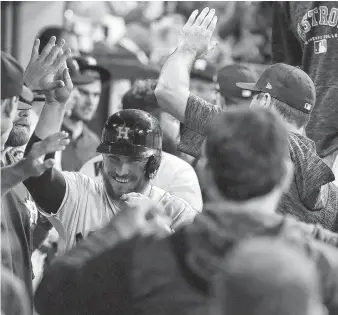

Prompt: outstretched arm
xmin=155 ymin=8 xmax=223 ymax=158
xmin=1 ymin=132 xmax=69 ymax=197
xmin=22 ymin=36 xmax=73 ymax=213
xmin=155 ymin=8 xmax=218 ymax=123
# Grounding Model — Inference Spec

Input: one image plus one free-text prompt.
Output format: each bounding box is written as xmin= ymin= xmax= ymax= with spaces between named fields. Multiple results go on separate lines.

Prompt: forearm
xmin=34 ymin=101 xmax=66 ymax=139
xmin=1 ymin=160 xmax=31 ymax=196
xmin=178 ymin=93 xmax=223 ymax=157
xmin=155 ymin=48 xmax=197 ymax=122
xmin=23 ymin=134 xmax=66 ymax=213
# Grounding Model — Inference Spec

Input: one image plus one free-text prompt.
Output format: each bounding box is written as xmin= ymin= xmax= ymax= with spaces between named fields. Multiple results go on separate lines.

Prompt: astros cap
xmin=236 ymin=63 xmax=316 ymax=114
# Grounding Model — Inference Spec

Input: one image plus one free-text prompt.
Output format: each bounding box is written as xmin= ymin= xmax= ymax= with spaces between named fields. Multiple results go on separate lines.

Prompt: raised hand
xmin=22 ymin=131 xmax=70 ymax=177
xmin=178 ymin=7 xmax=218 ymax=58
xmin=23 ymin=36 xmax=71 ymax=92
xmin=45 ymin=66 xmax=73 ymax=105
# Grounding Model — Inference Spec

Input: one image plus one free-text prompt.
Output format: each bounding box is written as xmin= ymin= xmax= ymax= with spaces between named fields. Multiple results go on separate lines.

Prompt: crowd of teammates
xmin=1 ymin=4 xmax=338 ymax=315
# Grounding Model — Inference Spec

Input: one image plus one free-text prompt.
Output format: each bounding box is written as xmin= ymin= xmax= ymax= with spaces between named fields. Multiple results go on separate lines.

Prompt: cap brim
xmin=97 ymin=143 xmax=157 ymax=158
xmin=72 ymin=73 xmax=98 ymax=86
xmin=236 ymin=82 xmax=260 ymax=92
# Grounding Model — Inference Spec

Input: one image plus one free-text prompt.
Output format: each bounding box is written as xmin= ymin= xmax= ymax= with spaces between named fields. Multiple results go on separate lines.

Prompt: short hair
xmin=212 ymin=237 xmax=321 ymax=315
xmin=205 ymin=107 xmax=289 ymax=201
xmin=37 ymin=26 xmax=77 ymax=54
xmin=257 ymin=92 xmax=310 ymax=128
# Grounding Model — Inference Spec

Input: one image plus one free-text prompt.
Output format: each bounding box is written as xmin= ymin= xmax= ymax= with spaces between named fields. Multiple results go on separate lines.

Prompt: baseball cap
xmin=218 ymin=64 xmax=259 ymax=100
xmin=67 ymin=57 xmax=97 ymax=86
xmin=236 ymin=63 xmax=316 ymax=114
xmin=191 ymin=59 xmax=217 ymax=83
xmin=73 ymin=56 xmax=111 ymax=84
xmin=1 ymin=51 xmax=33 ymax=109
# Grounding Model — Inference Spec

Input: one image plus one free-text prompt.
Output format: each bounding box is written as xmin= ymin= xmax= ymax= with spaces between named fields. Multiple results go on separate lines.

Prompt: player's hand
xmin=120 ymin=192 xmax=155 ymax=210
xmin=117 ymin=193 xmax=172 ymax=238
xmin=45 ymin=66 xmax=73 ymax=105
xmin=178 ymin=7 xmax=218 ymax=58
xmin=22 ymin=131 xmax=70 ymax=177
xmin=23 ymin=37 xmax=71 ymax=92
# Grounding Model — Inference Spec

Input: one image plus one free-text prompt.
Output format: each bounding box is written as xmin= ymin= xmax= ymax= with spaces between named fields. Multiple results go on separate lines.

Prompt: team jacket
xmin=272 ymin=2 xmax=338 ymax=158
xmin=35 ymin=204 xmax=338 ymax=315
xmin=46 ymin=172 xmax=197 ymax=254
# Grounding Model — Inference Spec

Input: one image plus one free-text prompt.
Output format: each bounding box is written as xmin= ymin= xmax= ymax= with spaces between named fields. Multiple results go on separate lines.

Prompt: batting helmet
xmin=97 ymin=109 xmax=162 ymax=178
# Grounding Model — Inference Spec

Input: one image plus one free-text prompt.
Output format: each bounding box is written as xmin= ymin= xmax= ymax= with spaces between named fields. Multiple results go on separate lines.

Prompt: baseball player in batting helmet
xmin=25 ymin=108 xmax=197 ymax=254
xmin=97 ymin=109 xmax=163 ymax=199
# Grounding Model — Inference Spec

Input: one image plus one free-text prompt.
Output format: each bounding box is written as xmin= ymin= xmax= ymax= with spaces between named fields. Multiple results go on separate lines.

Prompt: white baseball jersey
xmin=80 ymin=151 xmax=203 ymax=211
xmin=48 ymin=172 xmax=197 ymax=254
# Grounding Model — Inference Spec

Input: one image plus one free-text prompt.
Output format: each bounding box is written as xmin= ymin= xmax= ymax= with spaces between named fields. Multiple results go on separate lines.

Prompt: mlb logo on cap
xmin=304 ymin=103 xmax=312 ymax=111
xmin=236 ymin=63 xmax=316 ymax=114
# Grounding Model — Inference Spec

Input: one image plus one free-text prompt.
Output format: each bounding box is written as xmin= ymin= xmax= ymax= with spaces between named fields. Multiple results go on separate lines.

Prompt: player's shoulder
xmin=161 ymin=152 xmax=195 ymax=172
xmin=62 ymin=171 xmax=103 ymax=192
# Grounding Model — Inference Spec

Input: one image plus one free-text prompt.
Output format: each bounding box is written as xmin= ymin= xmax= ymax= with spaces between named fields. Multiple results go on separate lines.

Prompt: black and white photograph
xmin=1 ymin=1 xmax=338 ymax=315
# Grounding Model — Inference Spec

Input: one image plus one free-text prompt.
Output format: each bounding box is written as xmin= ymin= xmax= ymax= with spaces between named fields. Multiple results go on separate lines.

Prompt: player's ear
xmin=260 ymin=93 xmax=272 ymax=108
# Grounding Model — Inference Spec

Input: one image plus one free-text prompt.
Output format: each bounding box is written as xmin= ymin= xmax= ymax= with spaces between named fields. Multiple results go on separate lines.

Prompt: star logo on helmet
xmin=117 ymin=126 xmax=130 ymax=140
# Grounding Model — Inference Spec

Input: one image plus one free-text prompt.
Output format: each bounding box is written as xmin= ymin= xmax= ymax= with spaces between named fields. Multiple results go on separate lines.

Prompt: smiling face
xmin=101 ymin=153 xmax=149 ymax=199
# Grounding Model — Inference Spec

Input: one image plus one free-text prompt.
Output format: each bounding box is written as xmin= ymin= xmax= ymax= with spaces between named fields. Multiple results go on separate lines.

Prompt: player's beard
xmin=102 ymin=169 xmax=149 ymax=201
xmin=5 ymin=126 xmax=30 ymax=147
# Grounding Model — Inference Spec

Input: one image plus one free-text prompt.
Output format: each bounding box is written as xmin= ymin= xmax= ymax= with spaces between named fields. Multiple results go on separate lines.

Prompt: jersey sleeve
xmin=43 ymin=172 xmax=94 ymax=241
xmin=178 ymin=93 xmax=222 ymax=158
xmin=168 ymin=162 xmax=203 ymax=212
xmin=159 ymin=192 xmax=198 ymax=231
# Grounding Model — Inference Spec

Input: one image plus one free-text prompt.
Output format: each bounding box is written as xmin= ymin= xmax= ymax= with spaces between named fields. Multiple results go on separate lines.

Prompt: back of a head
xmin=213 ymin=237 xmax=323 ymax=315
xmin=206 ymin=107 xmax=289 ymax=201
xmin=217 ymin=64 xmax=259 ymax=107
xmin=122 ymin=79 xmax=160 ymax=117
xmin=37 ymin=26 xmax=63 ymax=53
xmin=37 ymin=26 xmax=78 ymax=55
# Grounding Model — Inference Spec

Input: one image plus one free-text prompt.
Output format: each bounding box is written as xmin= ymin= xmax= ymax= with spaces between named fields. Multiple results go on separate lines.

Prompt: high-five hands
xmin=23 ymin=37 xmax=71 ymax=92
xmin=178 ymin=7 xmax=218 ymax=58
xmin=23 ymin=36 xmax=73 ymax=105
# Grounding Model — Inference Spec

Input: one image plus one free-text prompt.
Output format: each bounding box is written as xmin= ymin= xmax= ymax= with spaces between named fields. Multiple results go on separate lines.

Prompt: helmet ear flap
xmin=146 ymin=155 xmax=161 ymax=179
